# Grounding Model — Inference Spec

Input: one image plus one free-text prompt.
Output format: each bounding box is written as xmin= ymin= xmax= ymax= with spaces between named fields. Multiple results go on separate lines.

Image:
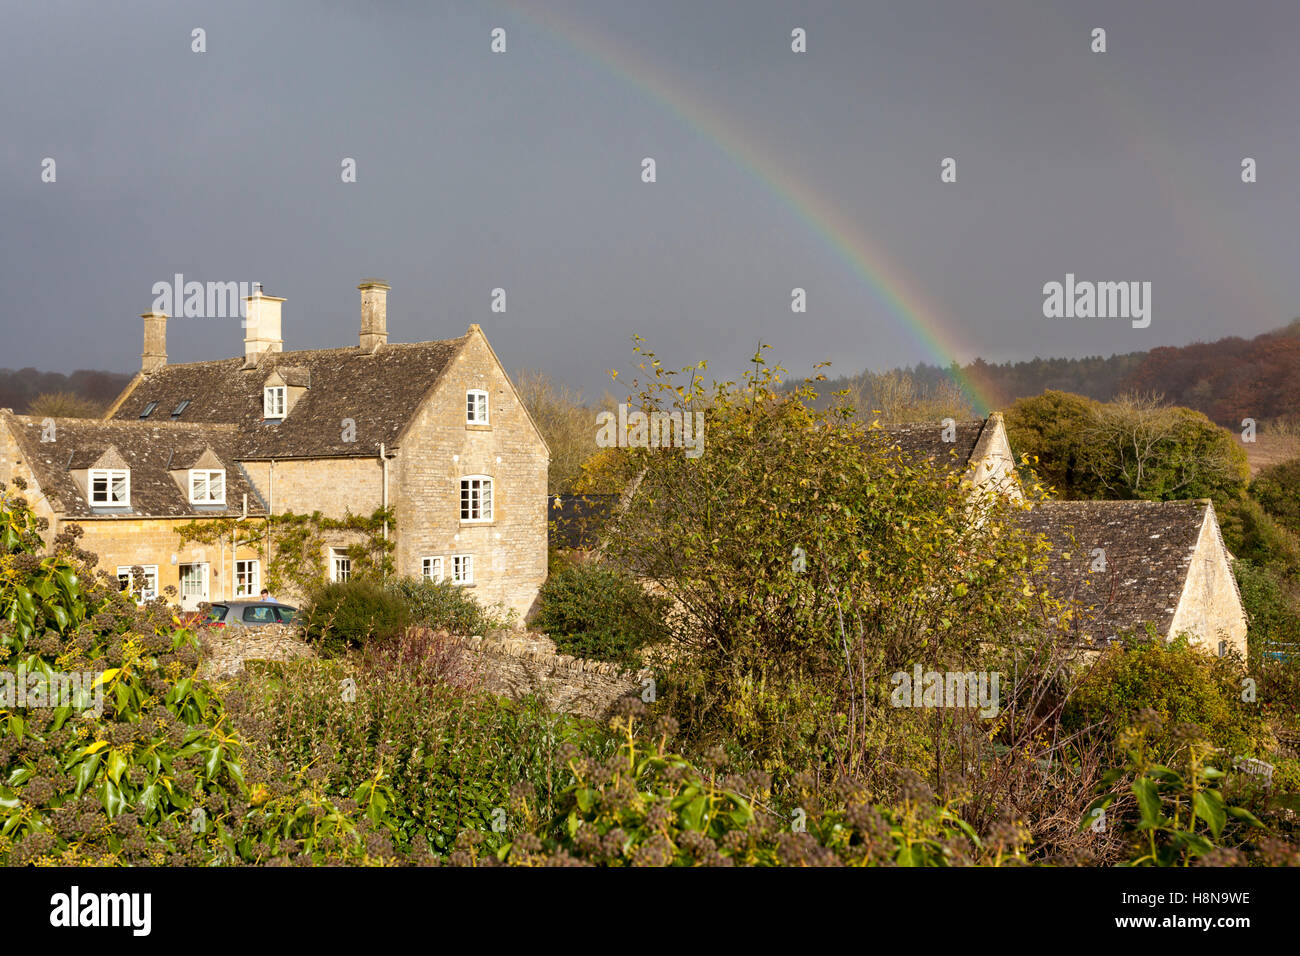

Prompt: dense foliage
xmin=298 ymin=580 xmax=412 ymax=655
xmin=385 ymin=575 xmax=514 ymax=636
xmin=533 ymin=559 xmax=670 ymax=664
xmin=0 ymin=480 xmax=393 ymax=865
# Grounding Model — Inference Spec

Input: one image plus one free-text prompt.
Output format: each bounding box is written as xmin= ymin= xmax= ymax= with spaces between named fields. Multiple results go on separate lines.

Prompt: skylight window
xmin=170 ymin=399 xmax=191 ymax=419
xmin=139 ymin=402 xmax=158 ymax=419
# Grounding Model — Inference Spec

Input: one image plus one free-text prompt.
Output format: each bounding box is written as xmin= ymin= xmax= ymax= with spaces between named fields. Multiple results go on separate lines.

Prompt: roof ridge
xmin=149 ymin=335 xmax=469 ymax=371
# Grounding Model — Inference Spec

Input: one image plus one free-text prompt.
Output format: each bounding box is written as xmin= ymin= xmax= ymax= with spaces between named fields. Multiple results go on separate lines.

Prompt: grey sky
xmin=2 ymin=0 xmax=1297 ymax=400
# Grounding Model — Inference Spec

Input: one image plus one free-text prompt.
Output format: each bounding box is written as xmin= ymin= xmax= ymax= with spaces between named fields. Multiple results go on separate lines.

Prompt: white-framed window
xmin=460 ymin=476 xmax=494 ymax=522
xmin=466 ymin=389 xmax=489 ymax=425
xmin=179 ymin=562 xmax=209 ymax=602
xmin=451 ymin=554 xmax=473 ymax=585
xmin=234 ymin=559 xmax=260 ymax=597
xmin=331 ymin=549 xmax=352 ymax=583
xmin=421 ymin=556 xmax=444 ymax=582
xmin=116 ymin=565 xmax=158 ymax=602
xmin=189 ymin=468 xmax=226 ymax=505
xmin=264 ymin=385 xmax=286 ymax=419
xmin=89 ymin=468 xmax=130 ymax=507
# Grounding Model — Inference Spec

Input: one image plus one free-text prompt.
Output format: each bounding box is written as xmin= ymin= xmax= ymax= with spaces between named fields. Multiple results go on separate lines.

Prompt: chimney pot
xmin=242 ymin=287 xmax=285 ymax=362
xmin=358 ymin=279 xmax=390 ymax=352
xmin=141 ymin=310 xmax=168 ymax=373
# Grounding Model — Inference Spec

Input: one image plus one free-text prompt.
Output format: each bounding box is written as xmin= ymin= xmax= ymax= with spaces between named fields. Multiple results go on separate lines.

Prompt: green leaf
xmin=1193 ymin=790 xmax=1226 ymax=838
xmin=106 ymin=749 xmax=128 ymax=785
xmin=1133 ymin=777 xmax=1163 ymax=826
xmin=73 ymin=752 xmax=102 ymax=798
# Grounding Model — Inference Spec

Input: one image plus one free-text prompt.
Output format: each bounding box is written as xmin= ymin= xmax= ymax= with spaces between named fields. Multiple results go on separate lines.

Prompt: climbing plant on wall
xmin=174 ymin=508 xmax=394 ymax=596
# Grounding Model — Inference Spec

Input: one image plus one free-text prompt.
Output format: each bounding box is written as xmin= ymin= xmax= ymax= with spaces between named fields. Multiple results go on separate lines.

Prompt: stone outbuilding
xmin=1017 ymin=498 xmax=1247 ymax=656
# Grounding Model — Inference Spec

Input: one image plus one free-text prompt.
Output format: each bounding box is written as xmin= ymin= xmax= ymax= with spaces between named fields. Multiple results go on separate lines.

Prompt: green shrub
xmin=1064 ymin=633 xmax=1270 ymax=759
xmin=532 ymin=560 xmax=670 ymax=664
xmin=1083 ymin=716 xmax=1265 ymax=867
xmin=0 ymin=482 xmax=391 ymax=866
xmin=1236 ymin=560 xmax=1300 ymax=648
xmin=299 ymin=579 xmax=412 ymax=655
xmin=385 ymin=575 xmax=512 ymax=635
xmin=225 ymin=648 xmax=615 ymax=853
xmin=1253 ymin=457 xmax=1300 ymax=537
xmin=453 ymin=709 xmax=1027 ymax=867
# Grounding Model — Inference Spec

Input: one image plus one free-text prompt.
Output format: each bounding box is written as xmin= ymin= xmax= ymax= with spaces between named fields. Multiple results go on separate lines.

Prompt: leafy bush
xmin=224 ymin=645 xmax=615 ymax=853
xmin=298 ymin=580 xmax=412 ymax=655
xmin=1064 ymin=633 xmax=1270 ymax=760
xmin=1083 ymin=714 xmax=1266 ymax=867
xmin=451 ymin=708 xmax=1030 ymax=867
xmin=385 ymin=575 xmax=512 ymax=636
xmin=1253 ymin=457 xmax=1300 ymax=537
xmin=1236 ymin=560 xmax=1300 ymax=649
xmin=532 ymin=560 xmax=669 ymax=664
xmin=0 ymin=481 xmax=391 ymax=866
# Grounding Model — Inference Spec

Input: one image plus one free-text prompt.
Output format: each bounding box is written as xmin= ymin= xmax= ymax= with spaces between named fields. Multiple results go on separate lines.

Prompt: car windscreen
xmin=274 ymin=606 xmax=297 ymax=623
xmin=241 ymin=605 xmax=277 ymax=625
xmin=206 ymin=605 xmax=228 ymax=622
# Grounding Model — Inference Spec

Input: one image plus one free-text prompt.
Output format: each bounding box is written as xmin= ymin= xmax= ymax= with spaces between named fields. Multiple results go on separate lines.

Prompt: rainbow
xmin=500 ymin=2 xmax=997 ymax=413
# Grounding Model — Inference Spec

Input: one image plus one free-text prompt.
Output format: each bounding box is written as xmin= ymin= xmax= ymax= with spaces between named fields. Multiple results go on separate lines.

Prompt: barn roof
xmin=1018 ymin=498 xmax=1210 ymax=644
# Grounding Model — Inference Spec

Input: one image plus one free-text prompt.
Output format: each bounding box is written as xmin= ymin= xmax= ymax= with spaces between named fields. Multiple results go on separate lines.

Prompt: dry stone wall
xmin=417 ymin=627 xmax=652 ymax=719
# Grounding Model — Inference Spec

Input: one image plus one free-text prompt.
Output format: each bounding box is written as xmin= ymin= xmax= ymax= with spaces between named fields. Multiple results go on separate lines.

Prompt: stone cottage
xmin=0 ymin=281 xmax=549 ymax=618
xmin=1017 ymin=498 xmax=1248 ymax=657
xmin=879 ymin=415 xmax=1247 ymax=655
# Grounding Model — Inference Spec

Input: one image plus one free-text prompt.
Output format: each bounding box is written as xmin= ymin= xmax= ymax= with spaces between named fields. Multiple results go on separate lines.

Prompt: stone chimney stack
xmin=242 ymin=282 xmax=285 ymax=361
xmin=358 ymin=279 xmax=390 ymax=352
xmin=141 ymin=310 xmax=167 ymax=373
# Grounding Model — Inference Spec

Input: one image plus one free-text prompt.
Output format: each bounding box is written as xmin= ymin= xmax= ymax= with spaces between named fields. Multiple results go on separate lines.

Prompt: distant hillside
xmin=1118 ymin=319 xmax=1300 ymax=426
xmin=810 ymin=320 xmax=1300 ymax=426
xmin=0 ymin=368 xmax=133 ymax=416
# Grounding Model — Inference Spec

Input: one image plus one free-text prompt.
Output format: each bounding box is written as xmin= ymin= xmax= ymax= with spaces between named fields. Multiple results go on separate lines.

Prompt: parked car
xmin=203 ymin=601 xmax=298 ymax=628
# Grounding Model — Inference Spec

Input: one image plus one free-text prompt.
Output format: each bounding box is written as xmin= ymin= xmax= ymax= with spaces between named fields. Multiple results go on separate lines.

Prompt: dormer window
xmin=466 ymin=389 xmax=489 ymax=425
xmin=264 ymin=386 xmax=286 ymax=419
xmin=189 ymin=469 xmax=226 ymax=505
xmin=89 ymin=468 xmax=130 ymax=507
xmin=139 ymin=401 xmax=158 ymax=419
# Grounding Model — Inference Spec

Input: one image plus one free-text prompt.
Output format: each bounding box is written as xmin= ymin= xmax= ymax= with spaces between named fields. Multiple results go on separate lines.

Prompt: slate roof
xmin=108 ymin=339 xmax=466 ymax=459
xmin=1017 ymin=499 xmax=1210 ymax=644
xmin=878 ymin=419 xmax=988 ymax=470
xmin=3 ymin=413 xmax=267 ymax=518
xmin=549 ymin=493 xmax=619 ymax=550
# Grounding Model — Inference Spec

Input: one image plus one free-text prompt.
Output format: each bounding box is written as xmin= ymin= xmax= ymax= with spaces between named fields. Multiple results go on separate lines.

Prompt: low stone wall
xmin=198 ymin=623 xmax=317 ymax=679
xmin=196 ymin=622 xmax=650 ymax=719
xmin=426 ymin=628 xmax=653 ymax=719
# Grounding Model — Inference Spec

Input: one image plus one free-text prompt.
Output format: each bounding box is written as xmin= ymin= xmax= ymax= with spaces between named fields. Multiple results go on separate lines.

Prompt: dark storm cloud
xmin=2 ymin=0 xmax=1297 ymax=397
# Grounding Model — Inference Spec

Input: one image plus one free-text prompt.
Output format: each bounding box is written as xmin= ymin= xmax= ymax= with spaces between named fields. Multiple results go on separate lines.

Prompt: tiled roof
xmin=108 ymin=339 xmax=466 ymax=459
xmin=3 ymin=413 xmax=267 ymax=518
xmin=878 ymin=419 xmax=988 ymax=470
xmin=1018 ymin=498 xmax=1209 ymax=644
